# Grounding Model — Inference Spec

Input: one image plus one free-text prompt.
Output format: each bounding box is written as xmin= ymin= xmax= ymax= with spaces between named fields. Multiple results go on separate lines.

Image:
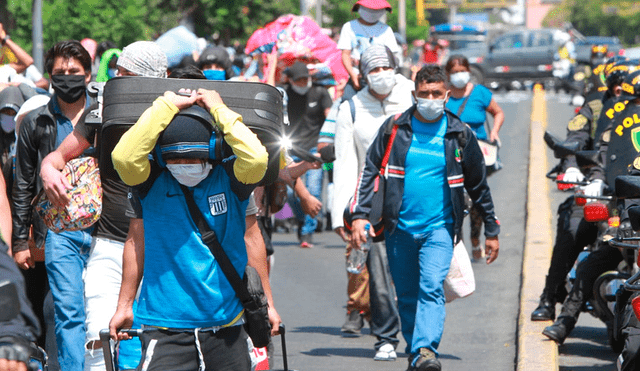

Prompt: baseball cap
xmin=285 ymin=62 xmax=309 ymax=81
xmin=352 ymin=0 xmax=392 ymax=12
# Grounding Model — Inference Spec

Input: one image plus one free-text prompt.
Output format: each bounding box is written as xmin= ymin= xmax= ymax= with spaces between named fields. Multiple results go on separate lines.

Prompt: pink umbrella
xmin=246 ymin=14 xmax=348 ymax=83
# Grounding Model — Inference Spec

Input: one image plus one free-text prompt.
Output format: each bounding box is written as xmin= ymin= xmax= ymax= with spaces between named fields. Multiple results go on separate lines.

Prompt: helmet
xmin=605 ymin=60 xmax=639 ymax=91
xmin=591 ymin=44 xmax=608 ymax=58
xmin=600 ymin=55 xmax=628 ymax=76
xmin=620 ymin=69 xmax=640 ymax=100
xmin=590 ymin=44 xmax=608 ymax=67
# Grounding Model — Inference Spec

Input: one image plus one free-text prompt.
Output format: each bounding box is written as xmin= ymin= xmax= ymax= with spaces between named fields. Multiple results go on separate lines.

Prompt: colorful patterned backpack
xmin=34 ymin=157 xmax=102 ymax=233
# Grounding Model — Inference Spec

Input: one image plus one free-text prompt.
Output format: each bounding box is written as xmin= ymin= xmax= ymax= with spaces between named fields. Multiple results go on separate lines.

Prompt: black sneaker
xmin=341 ymin=310 xmax=364 ymax=335
xmin=408 ymin=348 xmax=441 ymax=371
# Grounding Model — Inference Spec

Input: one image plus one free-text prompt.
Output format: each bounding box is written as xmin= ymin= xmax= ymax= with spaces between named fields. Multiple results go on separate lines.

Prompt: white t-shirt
xmin=337 ymin=19 xmax=400 ymax=63
xmin=0 ymin=64 xmax=36 ymax=88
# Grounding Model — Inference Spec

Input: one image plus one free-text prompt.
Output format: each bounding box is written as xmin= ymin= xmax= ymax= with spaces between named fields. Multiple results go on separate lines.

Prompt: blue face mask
xmin=203 ymin=69 xmax=226 ymax=81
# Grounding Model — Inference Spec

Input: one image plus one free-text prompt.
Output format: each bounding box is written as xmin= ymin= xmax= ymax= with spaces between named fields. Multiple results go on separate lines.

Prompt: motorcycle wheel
xmin=593 ymin=271 xmax=630 ymax=353
xmin=593 ymin=271 xmax=630 ymax=322
xmin=607 ymin=320 xmax=625 ymax=354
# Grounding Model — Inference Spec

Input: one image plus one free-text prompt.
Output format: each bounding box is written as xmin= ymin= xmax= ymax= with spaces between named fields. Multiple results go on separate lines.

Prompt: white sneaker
xmin=374 ymin=343 xmax=397 ymax=361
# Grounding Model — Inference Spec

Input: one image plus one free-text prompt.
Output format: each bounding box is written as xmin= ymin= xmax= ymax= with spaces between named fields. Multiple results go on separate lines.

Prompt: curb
xmin=517 ymin=84 xmax=559 ymax=371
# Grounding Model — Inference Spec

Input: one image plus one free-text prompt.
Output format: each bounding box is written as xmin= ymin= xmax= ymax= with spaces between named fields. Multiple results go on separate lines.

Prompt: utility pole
xmin=447 ymin=0 xmax=463 ymax=24
xmin=300 ymin=0 xmax=309 ymax=16
xmin=315 ymin=0 xmax=322 ymax=26
xmin=399 ymin=0 xmax=406 ymax=41
xmin=32 ymin=0 xmax=43 ymax=73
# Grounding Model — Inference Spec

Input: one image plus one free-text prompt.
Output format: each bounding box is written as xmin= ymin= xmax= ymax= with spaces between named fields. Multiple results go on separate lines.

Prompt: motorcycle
xmin=608 ymin=175 xmax=640 ymax=359
xmin=544 ymin=131 xmax=636 ymax=351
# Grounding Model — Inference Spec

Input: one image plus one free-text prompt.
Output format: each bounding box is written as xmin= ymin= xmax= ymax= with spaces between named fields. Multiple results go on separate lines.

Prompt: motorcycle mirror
xmin=616 ymin=176 xmax=640 ymax=199
xmin=0 ymin=280 xmax=20 ymax=322
xmin=629 ymin=206 xmax=640 ymax=231
xmin=575 ymin=150 xmax=599 ymax=168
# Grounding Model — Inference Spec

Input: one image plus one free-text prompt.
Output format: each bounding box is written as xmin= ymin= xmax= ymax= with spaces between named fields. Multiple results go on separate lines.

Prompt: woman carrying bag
xmin=445 ymin=55 xmax=505 ymax=262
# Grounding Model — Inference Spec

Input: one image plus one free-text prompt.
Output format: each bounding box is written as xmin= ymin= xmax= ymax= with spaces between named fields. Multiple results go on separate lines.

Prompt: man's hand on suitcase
xmin=195 ymin=88 xmax=224 ymax=111
xmin=163 ymin=89 xmax=197 ymax=110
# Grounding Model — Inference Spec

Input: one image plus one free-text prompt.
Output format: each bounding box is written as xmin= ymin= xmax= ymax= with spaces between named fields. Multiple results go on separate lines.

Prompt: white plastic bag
xmin=444 ymin=240 xmax=476 ymax=303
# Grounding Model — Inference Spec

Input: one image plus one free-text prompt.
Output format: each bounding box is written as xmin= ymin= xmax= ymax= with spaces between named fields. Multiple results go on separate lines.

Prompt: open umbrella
xmin=245 ymin=14 xmax=348 ymax=84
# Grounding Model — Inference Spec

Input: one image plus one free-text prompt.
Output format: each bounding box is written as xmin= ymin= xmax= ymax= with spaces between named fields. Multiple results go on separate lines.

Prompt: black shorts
xmin=136 ymin=325 xmax=251 ymax=371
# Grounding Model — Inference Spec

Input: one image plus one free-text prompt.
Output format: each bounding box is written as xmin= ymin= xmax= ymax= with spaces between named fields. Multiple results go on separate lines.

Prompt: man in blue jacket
xmin=347 ymin=65 xmax=500 ymax=371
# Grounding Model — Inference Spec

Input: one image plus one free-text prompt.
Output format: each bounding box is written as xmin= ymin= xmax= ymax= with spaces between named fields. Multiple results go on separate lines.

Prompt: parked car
xmin=574 ymin=36 xmax=625 ymax=66
xmin=474 ymin=28 xmax=567 ymax=89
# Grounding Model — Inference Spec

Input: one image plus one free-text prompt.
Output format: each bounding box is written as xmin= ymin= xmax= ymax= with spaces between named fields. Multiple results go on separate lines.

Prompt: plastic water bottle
xmin=346 ymin=224 xmax=371 ymax=274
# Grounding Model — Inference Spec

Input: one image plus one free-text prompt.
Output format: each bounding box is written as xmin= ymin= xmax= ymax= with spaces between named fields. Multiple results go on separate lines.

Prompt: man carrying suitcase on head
xmin=108 ymin=88 xmax=268 ymax=371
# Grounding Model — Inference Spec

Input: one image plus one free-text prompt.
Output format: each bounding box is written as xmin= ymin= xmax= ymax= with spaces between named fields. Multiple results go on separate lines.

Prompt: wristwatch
xmin=1 ymin=35 xmax=9 ymax=46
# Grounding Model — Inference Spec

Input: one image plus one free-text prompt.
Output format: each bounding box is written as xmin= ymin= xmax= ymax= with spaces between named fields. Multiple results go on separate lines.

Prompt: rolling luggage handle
xmin=99 ymin=328 xmax=143 ymax=371
xmin=101 ymin=325 xmax=297 ymax=371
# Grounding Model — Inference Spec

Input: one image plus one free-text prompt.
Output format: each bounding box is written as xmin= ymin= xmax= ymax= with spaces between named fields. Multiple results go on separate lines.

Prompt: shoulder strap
xmin=348 ymin=98 xmax=356 ymax=123
xmin=457 ymin=124 xmax=468 ymax=149
xmin=379 ymin=113 xmax=401 ymax=177
xmin=380 ymin=125 xmax=398 ymax=176
xmin=456 ymin=84 xmax=474 ymax=117
xmin=179 ymin=184 xmax=257 ymax=310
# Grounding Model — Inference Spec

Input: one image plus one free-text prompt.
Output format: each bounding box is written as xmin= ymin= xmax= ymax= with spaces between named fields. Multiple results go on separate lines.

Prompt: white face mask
xmin=167 ymin=163 xmax=212 ymax=187
xmin=0 ymin=113 xmax=16 ymax=133
xmin=367 ymin=69 xmax=396 ymax=96
xmin=416 ymin=93 xmax=448 ymax=121
xmin=291 ymin=79 xmax=311 ymax=96
xmin=358 ymin=7 xmax=386 ymax=24
xmin=449 ymin=71 xmax=471 ymax=89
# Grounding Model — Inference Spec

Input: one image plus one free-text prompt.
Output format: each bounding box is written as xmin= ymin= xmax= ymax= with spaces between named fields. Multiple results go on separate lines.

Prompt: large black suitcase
xmin=87 ymin=76 xmax=284 ymax=185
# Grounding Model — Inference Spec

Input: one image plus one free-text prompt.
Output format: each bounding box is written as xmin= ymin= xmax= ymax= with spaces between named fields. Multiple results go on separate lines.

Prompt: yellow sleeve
xmin=112 ymin=96 xmax=179 ymax=186
xmin=209 ymin=104 xmax=268 ymax=184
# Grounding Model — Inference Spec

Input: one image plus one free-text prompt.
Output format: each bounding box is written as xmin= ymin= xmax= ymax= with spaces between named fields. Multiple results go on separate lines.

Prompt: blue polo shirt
xmin=397 ymin=114 xmax=453 ymax=234
xmin=51 ymin=93 xmax=91 ymax=148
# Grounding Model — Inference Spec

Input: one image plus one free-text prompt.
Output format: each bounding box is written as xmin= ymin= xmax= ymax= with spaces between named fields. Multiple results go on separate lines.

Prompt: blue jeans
xmin=384 ymin=226 xmax=453 ymax=356
xmin=45 ymin=229 xmax=93 ymax=371
xmin=287 ymin=147 xmax=324 ymax=237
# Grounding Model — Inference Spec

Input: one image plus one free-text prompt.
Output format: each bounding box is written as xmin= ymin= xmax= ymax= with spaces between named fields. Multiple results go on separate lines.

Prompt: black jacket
xmin=10 ymin=95 xmax=96 ymax=252
xmin=11 ymin=99 xmax=59 ymax=252
xmin=345 ymin=106 xmax=500 ymax=243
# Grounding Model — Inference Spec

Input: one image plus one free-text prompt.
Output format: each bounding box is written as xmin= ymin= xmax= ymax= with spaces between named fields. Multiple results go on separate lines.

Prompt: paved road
xmin=264 ymin=90 xmax=616 ymax=371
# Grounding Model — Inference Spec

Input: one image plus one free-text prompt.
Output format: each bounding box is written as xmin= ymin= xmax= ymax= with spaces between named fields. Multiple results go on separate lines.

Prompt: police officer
xmin=531 ymin=59 xmax=637 ymax=321
xmin=543 ymin=69 xmax=640 ymax=344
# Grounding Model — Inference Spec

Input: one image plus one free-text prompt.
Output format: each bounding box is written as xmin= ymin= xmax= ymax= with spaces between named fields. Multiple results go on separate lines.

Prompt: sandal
xmin=472 ymin=244 xmax=485 ymax=262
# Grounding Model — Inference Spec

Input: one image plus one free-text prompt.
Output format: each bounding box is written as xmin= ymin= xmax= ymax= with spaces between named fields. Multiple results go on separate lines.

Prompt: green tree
xmin=5 ymin=0 xmax=300 ymax=54
xmin=155 ymin=0 xmax=299 ymax=44
xmin=543 ymin=0 xmax=640 ymax=46
xmin=7 ymin=0 xmax=160 ymax=52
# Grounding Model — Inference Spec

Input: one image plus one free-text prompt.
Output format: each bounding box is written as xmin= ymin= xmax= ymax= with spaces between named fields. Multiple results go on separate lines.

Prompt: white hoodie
xmin=332 ymin=74 xmax=414 ymax=229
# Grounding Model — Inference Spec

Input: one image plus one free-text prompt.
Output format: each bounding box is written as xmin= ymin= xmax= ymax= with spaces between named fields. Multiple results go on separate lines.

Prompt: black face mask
xmin=50 ymin=74 xmax=87 ymax=103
